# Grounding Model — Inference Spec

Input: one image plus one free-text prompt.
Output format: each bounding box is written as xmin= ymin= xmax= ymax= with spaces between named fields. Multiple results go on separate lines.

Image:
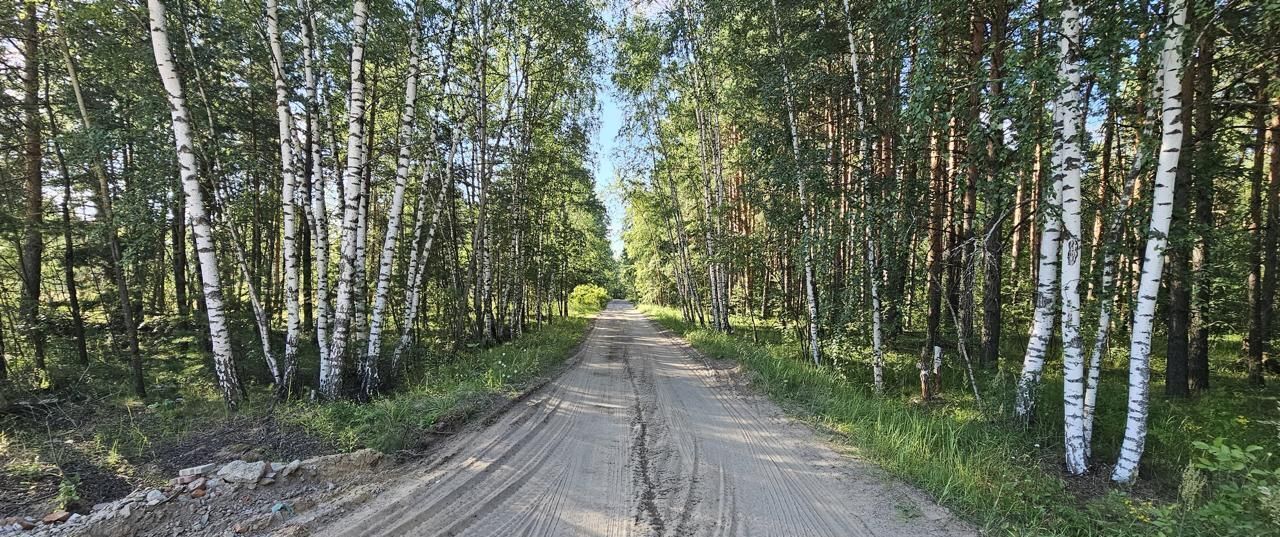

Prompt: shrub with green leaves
xmin=1145 ymin=438 xmax=1280 ymax=536
xmin=569 ymin=284 xmax=611 ymax=313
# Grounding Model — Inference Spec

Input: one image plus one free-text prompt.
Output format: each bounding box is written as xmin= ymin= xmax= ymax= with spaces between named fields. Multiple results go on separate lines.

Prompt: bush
xmin=569 ymin=284 xmax=610 ymax=313
xmin=1141 ymin=437 xmax=1280 ymax=536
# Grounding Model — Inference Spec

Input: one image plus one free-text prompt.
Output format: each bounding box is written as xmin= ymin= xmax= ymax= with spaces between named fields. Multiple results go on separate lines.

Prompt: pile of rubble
xmin=0 ymin=449 xmax=383 ymax=537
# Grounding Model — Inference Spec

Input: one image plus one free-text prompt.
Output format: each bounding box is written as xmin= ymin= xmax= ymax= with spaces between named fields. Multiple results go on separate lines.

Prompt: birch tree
xmin=1015 ymin=105 xmax=1064 ymax=420
xmin=266 ymin=0 xmax=300 ymax=395
xmin=146 ymin=0 xmax=242 ymax=407
xmin=301 ymin=0 xmax=330 ymax=370
xmin=841 ymin=0 xmax=883 ymax=393
xmin=770 ymin=0 xmax=821 ymax=366
xmin=363 ymin=1 xmax=426 ymax=396
xmin=1112 ymin=0 xmax=1188 ymax=485
xmin=322 ymin=0 xmax=371 ymax=398
xmin=1084 ymin=81 xmax=1158 ymax=457
xmin=1051 ymin=0 xmax=1088 ymax=475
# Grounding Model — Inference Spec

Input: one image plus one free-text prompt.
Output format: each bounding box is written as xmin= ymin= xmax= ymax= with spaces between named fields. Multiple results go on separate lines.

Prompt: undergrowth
xmin=1 ymin=307 xmax=598 ymax=515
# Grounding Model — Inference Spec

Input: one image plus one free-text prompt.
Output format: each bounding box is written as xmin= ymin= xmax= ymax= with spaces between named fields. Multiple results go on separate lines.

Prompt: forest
xmin=1 ymin=0 xmax=1278 ymax=534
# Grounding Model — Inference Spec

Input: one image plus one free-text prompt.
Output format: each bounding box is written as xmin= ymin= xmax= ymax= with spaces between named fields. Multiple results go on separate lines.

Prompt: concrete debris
xmin=216 ymin=460 xmax=268 ymax=483
xmin=0 ymin=449 xmax=384 ymax=537
xmin=144 ymin=490 xmax=167 ymax=507
xmin=178 ymin=463 xmax=217 ymax=477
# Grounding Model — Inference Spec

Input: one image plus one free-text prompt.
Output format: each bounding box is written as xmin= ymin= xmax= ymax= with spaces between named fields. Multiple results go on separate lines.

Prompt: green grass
xmin=281 ymin=314 xmax=593 ymax=452
xmin=639 ymin=304 xmax=1279 ymax=536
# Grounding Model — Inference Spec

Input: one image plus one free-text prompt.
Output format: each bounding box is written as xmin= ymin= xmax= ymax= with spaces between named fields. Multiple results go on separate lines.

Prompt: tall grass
xmin=282 ymin=315 xmax=593 ymax=453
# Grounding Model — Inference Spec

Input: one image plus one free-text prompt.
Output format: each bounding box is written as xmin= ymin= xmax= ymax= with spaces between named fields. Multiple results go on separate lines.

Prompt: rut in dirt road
xmin=315 ymin=301 xmax=975 ymax=537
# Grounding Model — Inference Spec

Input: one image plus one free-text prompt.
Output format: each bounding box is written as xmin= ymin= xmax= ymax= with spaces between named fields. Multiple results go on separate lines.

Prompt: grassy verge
xmin=638 ymin=304 xmax=1279 ymax=536
xmin=281 ymin=314 xmax=593 ymax=452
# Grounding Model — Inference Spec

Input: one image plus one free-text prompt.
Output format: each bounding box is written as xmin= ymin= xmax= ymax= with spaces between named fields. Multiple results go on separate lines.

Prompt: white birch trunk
xmin=214 ymin=198 xmax=278 ymax=381
xmin=1084 ymin=137 xmax=1149 ymax=458
xmin=302 ymin=1 xmax=330 ymax=369
xmin=147 ymin=0 xmax=241 ymax=407
xmin=266 ymin=0 xmax=300 ymax=394
xmin=392 ymin=163 xmax=450 ymax=371
xmin=841 ymin=0 xmax=883 ymax=392
xmin=1051 ymin=0 xmax=1088 ymax=475
xmin=770 ymin=0 xmax=821 ymax=366
xmin=1112 ymin=0 xmax=1188 ymax=485
xmin=363 ymin=5 xmax=425 ymax=396
xmin=1085 ymin=77 xmax=1157 ymax=456
xmin=353 ymin=116 xmax=372 ymax=343
xmin=1015 ymin=104 xmax=1064 ymax=419
xmin=322 ymin=0 xmax=370 ymax=398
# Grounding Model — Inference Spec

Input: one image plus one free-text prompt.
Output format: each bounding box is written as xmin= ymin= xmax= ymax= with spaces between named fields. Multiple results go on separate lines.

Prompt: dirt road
xmin=315 ymin=302 xmax=974 ymax=537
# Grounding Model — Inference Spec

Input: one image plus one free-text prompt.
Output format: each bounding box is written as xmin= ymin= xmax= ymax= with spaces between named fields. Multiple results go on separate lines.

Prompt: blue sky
xmin=594 ymin=81 xmax=626 ymax=259
xmin=592 ymin=15 xmax=628 ymax=260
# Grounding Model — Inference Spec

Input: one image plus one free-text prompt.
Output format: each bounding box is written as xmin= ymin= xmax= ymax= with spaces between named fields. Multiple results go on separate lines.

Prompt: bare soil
xmin=295 ymin=302 xmax=976 ymax=536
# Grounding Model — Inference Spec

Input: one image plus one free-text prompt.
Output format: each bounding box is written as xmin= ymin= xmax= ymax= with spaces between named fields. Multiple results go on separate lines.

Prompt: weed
xmin=56 ymin=474 xmax=80 ymax=509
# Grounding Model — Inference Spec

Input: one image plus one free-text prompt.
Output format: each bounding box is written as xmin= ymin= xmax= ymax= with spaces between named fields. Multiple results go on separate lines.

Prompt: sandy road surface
xmin=315 ymin=301 xmax=975 ymax=537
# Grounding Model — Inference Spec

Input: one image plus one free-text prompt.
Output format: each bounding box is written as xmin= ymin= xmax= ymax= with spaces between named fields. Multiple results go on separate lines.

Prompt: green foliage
xmin=569 ymin=284 xmax=611 ymax=314
xmin=57 ymin=474 xmax=81 ymax=509
xmin=1138 ymin=438 xmax=1280 ymax=536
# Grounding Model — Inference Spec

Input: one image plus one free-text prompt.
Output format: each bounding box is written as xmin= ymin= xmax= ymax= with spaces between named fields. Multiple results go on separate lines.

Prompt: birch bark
xmin=1112 ymin=0 xmax=1188 ymax=484
xmin=302 ymin=0 xmax=330 ymax=370
xmin=147 ymin=0 xmax=242 ymax=406
xmin=322 ymin=0 xmax=370 ymax=398
xmin=1015 ymin=104 xmax=1064 ymax=419
xmin=363 ymin=2 xmax=426 ymax=396
xmin=840 ymin=0 xmax=883 ymax=392
xmin=1051 ymin=0 xmax=1088 ymax=474
xmin=266 ymin=0 xmax=300 ymax=395
xmin=770 ymin=0 xmax=821 ymax=366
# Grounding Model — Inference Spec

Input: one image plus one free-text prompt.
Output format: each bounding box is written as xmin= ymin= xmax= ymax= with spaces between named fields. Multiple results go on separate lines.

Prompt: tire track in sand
xmin=313 ymin=302 xmax=975 ymax=537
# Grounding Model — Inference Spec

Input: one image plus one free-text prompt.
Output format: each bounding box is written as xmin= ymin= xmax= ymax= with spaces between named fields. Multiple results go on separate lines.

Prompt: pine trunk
xmin=21 ymin=0 xmax=45 ymax=371
xmin=1244 ymin=80 xmax=1268 ymax=386
xmin=1187 ymin=28 xmax=1216 ymax=393
xmin=58 ymin=9 xmax=144 ymax=395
